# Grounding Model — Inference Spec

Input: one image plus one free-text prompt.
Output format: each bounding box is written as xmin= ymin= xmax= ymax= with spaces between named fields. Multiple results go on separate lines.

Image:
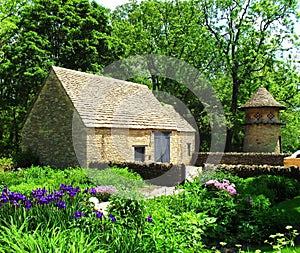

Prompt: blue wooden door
xmin=154 ymin=131 xmax=171 ymax=163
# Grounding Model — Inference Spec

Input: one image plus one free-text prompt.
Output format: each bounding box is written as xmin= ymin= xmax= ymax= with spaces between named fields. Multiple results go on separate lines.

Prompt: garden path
xmin=139 ymin=166 xmax=202 ymax=198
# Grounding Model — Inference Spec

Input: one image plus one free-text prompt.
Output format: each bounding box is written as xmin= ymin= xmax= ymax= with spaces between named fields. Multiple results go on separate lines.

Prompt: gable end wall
xmin=22 ymin=71 xmax=80 ymax=168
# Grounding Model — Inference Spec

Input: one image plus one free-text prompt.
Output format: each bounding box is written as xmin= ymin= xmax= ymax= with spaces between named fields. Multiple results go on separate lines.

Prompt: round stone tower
xmin=239 ymin=87 xmax=286 ymax=153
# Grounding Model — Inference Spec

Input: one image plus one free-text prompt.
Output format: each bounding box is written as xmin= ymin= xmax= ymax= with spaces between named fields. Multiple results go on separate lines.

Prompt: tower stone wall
xmin=243 ymin=121 xmax=282 ymax=153
xmin=239 ymin=87 xmax=285 ymax=154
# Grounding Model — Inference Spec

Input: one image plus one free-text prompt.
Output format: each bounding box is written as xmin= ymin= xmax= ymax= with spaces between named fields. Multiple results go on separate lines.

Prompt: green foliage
xmin=0 ymin=221 xmax=103 ymax=253
xmin=276 ymin=196 xmax=300 ymax=224
xmin=145 ymin=211 xmax=216 ymax=252
xmin=86 ymin=167 xmax=146 ymax=191
xmin=0 ymin=167 xmax=300 ymax=251
xmin=0 ymin=166 xmax=92 ymax=193
xmin=158 ymin=172 xmax=300 ymax=246
xmin=0 ymin=0 xmax=299 ymax=155
xmin=110 ymin=166 xmax=144 ymax=181
xmin=14 ymin=149 xmax=39 ymax=168
xmin=0 ymin=0 xmax=125 ymax=156
xmin=0 ymin=157 xmax=14 ymax=172
xmin=111 ymin=0 xmax=299 ymax=152
xmin=109 ymin=190 xmax=146 ymax=227
xmin=239 ymin=175 xmax=300 ymax=203
xmin=264 ymin=226 xmax=299 ymax=252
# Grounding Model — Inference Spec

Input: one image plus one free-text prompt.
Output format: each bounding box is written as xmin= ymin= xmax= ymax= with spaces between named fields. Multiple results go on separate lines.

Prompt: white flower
xmin=88 ymin=197 xmax=99 ymax=205
xmin=94 ymin=201 xmax=110 ymax=216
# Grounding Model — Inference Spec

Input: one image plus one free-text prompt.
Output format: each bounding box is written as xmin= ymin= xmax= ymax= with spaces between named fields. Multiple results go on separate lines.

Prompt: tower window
xmin=254 ymin=112 xmax=262 ymax=121
xmin=267 ymin=112 xmax=275 ymax=120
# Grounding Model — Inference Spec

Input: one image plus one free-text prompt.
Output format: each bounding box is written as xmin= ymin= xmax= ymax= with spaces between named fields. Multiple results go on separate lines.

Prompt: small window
xmin=134 ymin=146 xmax=145 ymax=162
xmin=267 ymin=112 xmax=275 ymax=120
xmin=187 ymin=143 xmax=191 ymax=156
xmin=254 ymin=112 xmax=262 ymax=121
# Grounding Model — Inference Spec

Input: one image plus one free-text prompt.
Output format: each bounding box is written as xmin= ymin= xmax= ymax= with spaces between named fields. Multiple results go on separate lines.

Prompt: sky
xmin=97 ymin=0 xmax=131 ymax=10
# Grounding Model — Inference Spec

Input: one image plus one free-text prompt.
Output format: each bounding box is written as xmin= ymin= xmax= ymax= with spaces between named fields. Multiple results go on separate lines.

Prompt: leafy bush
xmin=0 ymin=157 xmax=14 ymax=172
xmin=0 ymin=166 xmax=92 ymax=194
xmin=14 ymin=150 xmax=40 ymax=168
xmin=239 ymin=175 xmax=300 ymax=203
xmin=86 ymin=167 xmax=146 ymax=191
xmin=109 ymin=190 xmax=146 ymax=226
xmin=170 ymin=173 xmax=299 ymax=246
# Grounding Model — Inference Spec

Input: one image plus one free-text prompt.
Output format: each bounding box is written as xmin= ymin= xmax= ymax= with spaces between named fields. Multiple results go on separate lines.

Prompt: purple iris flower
xmin=147 ymin=215 xmax=153 ymax=222
xmin=55 ymin=200 xmax=66 ymax=209
xmin=90 ymin=188 xmax=97 ymax=195
xmin=71 ymin=211 xmax=85 ymax=219
xmin=109 ymin=214 xmax=116 ymax=222
xmin=95 ymin=211 xmax=104 ymax=219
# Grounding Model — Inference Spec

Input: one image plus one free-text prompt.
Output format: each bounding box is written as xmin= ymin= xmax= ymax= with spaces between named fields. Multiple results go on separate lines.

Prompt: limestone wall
xmin=244 ymin=108 xmax=280 ymax=124
xmin=243 ymin=124 xmax=281 ymax=153
xmin=243 ymin=107 xmax=283 ymax=153
xmin=22 ymin=71 xmax=80 ymax=168
xmin=178 ymin=132 xmax=195 ymax=165
xmin=88 ymin=161 xmax=186 ymax=186
xmin=87 ymin=129 xmax=194 ymax=166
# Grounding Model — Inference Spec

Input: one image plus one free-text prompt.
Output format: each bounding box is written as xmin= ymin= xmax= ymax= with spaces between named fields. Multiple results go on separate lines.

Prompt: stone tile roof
xmin=162 ymin=104 xmax=196 ymax=132
xmin=52 ymin=66 xmax=195 ymax=132
xmin=239 ymin=87 xmax=286 ymax=110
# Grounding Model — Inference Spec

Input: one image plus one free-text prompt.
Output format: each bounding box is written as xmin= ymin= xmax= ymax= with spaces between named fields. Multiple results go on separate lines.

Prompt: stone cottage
xmin=239 ymin=86 xmax=286 ymax=153
xmin=22 ymin=66 xmax=196 ymax=168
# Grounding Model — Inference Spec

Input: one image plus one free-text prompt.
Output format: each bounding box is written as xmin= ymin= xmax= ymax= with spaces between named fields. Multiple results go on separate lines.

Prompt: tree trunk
xmin=225 ymin=70 xmax=240 ymax=152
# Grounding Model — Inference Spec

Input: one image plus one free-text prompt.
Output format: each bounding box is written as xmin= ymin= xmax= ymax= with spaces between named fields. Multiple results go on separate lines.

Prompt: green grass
xmin=0 ymin=166 xmax=92 ymax=195
xmin=276 ymin=196 xmax=300 ymax=223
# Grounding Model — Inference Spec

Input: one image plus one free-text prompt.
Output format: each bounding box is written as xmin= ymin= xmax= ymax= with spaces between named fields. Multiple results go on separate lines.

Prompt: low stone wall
xmin=211 ymin=164 xmax=300 ymax=181
xmin=193 ymin=152 xmax=289 ymax=166
xmin=88 ymin=161 xmax=186 ymax=187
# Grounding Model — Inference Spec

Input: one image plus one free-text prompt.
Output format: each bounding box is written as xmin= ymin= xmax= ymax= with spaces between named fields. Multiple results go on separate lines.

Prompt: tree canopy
xmin=0 ymin=0 xmax=124 ymax=155
xmin=111 ymin=0 xmax=300 ymax=152
xmin=0 ymin=0 xmax=299 ymax=157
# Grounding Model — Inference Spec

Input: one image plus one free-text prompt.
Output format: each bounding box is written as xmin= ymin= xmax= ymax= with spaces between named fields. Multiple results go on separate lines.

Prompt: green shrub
xmin=240 ymin=175 xmax=300 ymax=203
xmin=109 ymin=190 xmax=146 ymax=227
xmin=86 ymin=167 xmax=146 ymax=191
xmin=0 ymin=157 xmax=14 ymax=172
xmin=0 ymin=166 xmax=92 ymax=193
xmin=14 ymin=150 xmax=39 ymax=168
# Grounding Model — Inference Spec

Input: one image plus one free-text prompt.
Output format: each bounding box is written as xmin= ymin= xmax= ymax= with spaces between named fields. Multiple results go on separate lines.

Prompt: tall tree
xmin=112 ymin=0 xmax=221 ymax=149
xmin=0 ymin=0 xmax=124 ymax=155
xmin=197 ymin=0 xmax=299 ymax=150
xmin=112 ymin=0 xmax=299 ymax=152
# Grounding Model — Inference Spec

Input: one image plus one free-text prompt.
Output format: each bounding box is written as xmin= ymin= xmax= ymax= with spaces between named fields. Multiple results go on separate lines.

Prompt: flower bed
xmin=0 ymin=166 xmax=300 ymax=252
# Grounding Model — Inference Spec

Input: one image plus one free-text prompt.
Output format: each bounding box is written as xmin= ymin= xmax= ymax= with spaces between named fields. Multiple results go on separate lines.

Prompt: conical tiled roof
xmin=239 ymin=87 xmax=286 ymax=111
xmin=52 ymin=66 xmax=195 ymax=132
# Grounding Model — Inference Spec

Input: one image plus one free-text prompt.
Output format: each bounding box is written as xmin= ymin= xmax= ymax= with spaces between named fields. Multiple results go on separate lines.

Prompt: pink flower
xmin=205 ymin=179 xmax=237 ymax=195
xmin=206 ymin=180 xmax=217 ymax=185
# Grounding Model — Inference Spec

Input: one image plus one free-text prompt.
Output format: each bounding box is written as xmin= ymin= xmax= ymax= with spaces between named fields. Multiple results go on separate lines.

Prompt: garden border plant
xmin=0 ymin=165 xmax=300 ymax=252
